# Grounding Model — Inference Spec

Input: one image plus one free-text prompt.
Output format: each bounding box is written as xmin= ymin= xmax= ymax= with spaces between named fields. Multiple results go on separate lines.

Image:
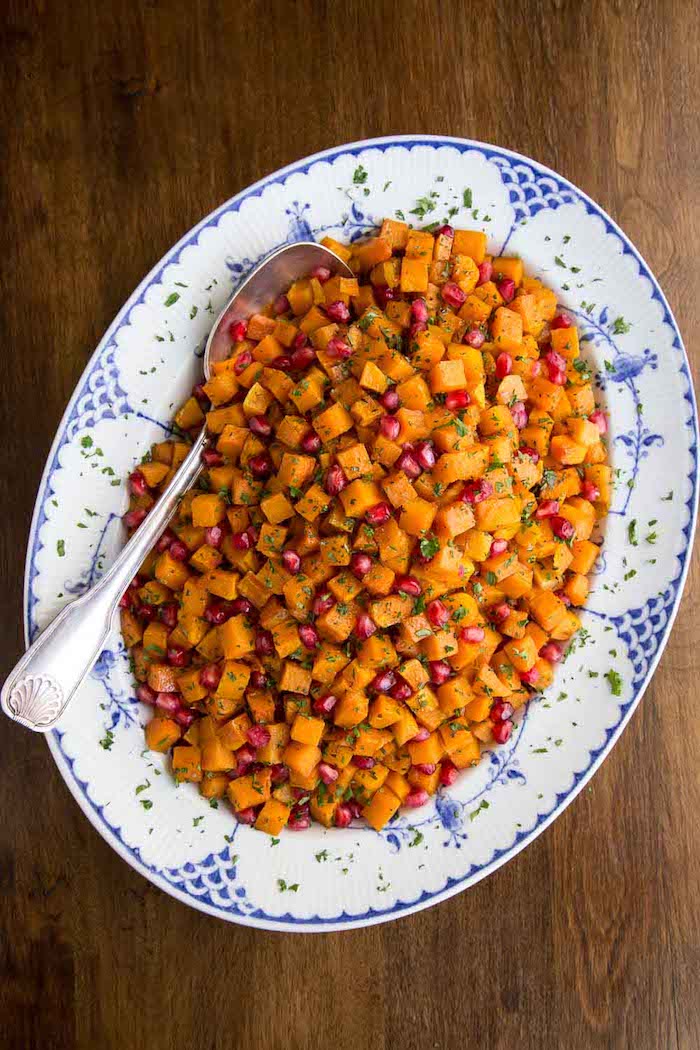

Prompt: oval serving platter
xmin=24 ymin=136 xmax=697 ymax=931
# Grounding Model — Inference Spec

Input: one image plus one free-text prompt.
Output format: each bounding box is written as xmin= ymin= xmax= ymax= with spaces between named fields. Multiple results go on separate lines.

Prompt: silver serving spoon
xmin=2 ymin=241 xmax=353 ymax=731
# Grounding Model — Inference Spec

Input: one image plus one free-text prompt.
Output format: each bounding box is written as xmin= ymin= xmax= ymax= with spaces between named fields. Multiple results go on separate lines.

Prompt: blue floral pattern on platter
xmin=24 ymin=137 xmax=697 ymax=931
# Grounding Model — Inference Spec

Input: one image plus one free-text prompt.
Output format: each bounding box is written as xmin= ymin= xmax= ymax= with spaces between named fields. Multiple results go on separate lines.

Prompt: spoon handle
xmin=1 ymin=430 xmax=207 ymax=732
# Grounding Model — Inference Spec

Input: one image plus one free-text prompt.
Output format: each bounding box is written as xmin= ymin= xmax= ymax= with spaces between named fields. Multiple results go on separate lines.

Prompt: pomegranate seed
xmin=246 ymin=523 xmax=258 ymax=545
xmin=248 ymin=453 xmax=273 ymax=478
xmin=129 ymin=470 xmax=148 ymax=496
xmin=312 ymin=693 xmax=338 ymax=716
xmin=492 ymin=719 xmax=513 ymax=744
xmin=123 ymin=507 xmax=147 ymax=530
xmin=174 ymin=709 xmax=195 ymax=729
xmin=394 ymin=575 xmax=422 ymax=597
xmin=255 ymin=629 xmax=275 ymax=656
xmin=490 ymin=538 xmax=508 ymax=557
xmin=370 ymin=670 xmax=397 ymax=694
xmin=136 ymin=602 xmax=156 ymax=622
xmin=408 ymin=320 xmax=427 ymax=342
xmin=298 ymin=624 xmax=320 ymax=650
xmin=429 ymin=660 xmax=452 ymax=686
xmin=511 ymin=402 xmax=528 ymax=429
xmin=326 ymin=336 xmax=352 ymax=360
xmin=204 ymin=602 xmax=228 ymax=625
xmin=426 ymin=599 xmax=449 ymax=628
xmin=159 ymin=602 xmax=179 ymax=628
xmin=531 ymin=360 xmax=542 ymax=377
xmin=118 ymin=590 xmax=134 ymax=610
xmin=445 ymin=389 xmax=470 ymax=412
xmin=334 ymin=803 xmax=353 ymax=828
xmin=551 ymin=312 xmax=574 ymax=330
xmin=312 ymin=591 xmax=335 ymax=617
xmin=461 ymin=479 xmax=493 ymax=504
xmin=273 ymin=293 xmax=290 ymax=315
xmin=380 ymin=415 xmax=401 ymax=440
xmin=235 ymin=745 xmax=256 ymax=773
xmin=288 ymin=808 xmax=311 ymax=831
xmin=411 ymin=298 xmax=429 ymax=323
xmin=380 ymin=389 xmax=400 ymax=412
xmin=293 ymin=331 xmax=309 ymax=350
xmin=290 ymin=345 xmax=316 ymax=370
xmin=300 ymin=430 xmax=321 ymax=454
xmin=556 ymin=589 xmax=572 ymax=607
xmin=492 ymin=602 xmax=510 ymax=624
xmin=477 ymin=260 xmax=493 ymax=285
xmin=396 ymin=450 xmax=422 ymax=478
xmin=236 ymin=807 xmax=257 ymax=826
xmin=230 ymin=597 xmax=254 ymax=615
xmin=246 ymin=725 xmax=271 ymax=749
xmin=192 ymin=383 xmax=210 ymax=407
xmin=520 ymin=667 xmax=540 ymax=686
xmin=231 ymin=530 xmax=251 ymax=551
xmin=204 ymin=525 xmax=224 ymax=549
xmin=374 ymin=286 xmax=396 ymax=309
xmin=460 ymin=625 xmax=485 ymax=644
xmin=202 ymin=448 xmax=224 ymax=468
xmin=411 ymin=728 xmax=430 ymax=742
xmin=318 ymin=762 xmax=339 ymax=785
xmin=549 ymin=366 xmax=567 ymax=386
xmin=545 ymin=349 xmax=567 ymax=372
xmin=353 ymin=756 xmax=375 ymax=770
xmin=581 ymin=481 xmax=600 ymax=502
xmin=439 ymin=760 xmax=459 ymax=786
xmin=230 ymin=320 xmax=248 ymax=342
xmin=519 ymin=445 xmax=539 ymax=462
xmin=282 ymin=549 xmax=301 ymax=575
xmin=248 ymin=415 xmax=272 ymax=439
xmin=233 ymin=349 xmax=253 ymax=375
xmin=497 ymin=278 xmax=516 ymax=303
xmin=442 ymin=281 xmax=466 ymax=309
xmin=535 ymin=499 xmax=560 ymax=519
xmin=404 ymin=788 xmax=429 ymax=808
xmin=351 ymin=552 xmax=373 ymax=579
xmin=326 ymin=300 xmax=350 ymax=323
xmin=414 ymin=762 xmax=436 ymax=775
xmin=415 ymin=441 xmax=436 ymax=470
xmin=355 ymin=613 xmax=377 ymax=641
xmin=270 ymin=763 xmax=289 ymax=785
xmin=167 ymin=645 xmax=189 ymax=668
xmin=540 ymin=642 xmax=564 ymax=663
xmin=464 ymin=327 xmax=485 ymax=348
xmin=199 ymin=664 xmax=222 ymax=691
xmin=155 ymin=528 xmax=177 ymax=553
xmin=437 ymin=224 xmax=454 ymax=237
xmin=325 ymin=464 xmax=347 ymax=496
xmin=495 ymin=352 xmax=513 ymax=379
xmin=589 ymin=409 xmax=608 ymax=434
xmin=155 ymin=692 xmax=181 ymax=715
xmin=390 ymin=679 xmax=413 ymax=701
xmin=550 ymin=515 xmax=575 ymax=541
xmin=365 ymin=502 xmax=392 ymax=526
xmin=250 ymin=671 xmax=268 ymax=689
xmin=136 ymin=684 xmax=157 ymax=705
xmin=311 ymin=264 xmax=332 ymax=283
xmin=169 ymin=540 xmax=189 ymax=562
xmin=491 ymin=700 xmax=514 ymax=722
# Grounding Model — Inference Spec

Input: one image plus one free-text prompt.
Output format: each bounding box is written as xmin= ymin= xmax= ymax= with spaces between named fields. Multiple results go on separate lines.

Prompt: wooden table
xmin=1 ymin=2 xmax=698 ymax=1047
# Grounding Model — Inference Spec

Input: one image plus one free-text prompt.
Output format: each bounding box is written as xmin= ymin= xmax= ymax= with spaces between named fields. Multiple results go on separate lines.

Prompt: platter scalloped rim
xmin=23 ymin=135 xmax=698 ymax=932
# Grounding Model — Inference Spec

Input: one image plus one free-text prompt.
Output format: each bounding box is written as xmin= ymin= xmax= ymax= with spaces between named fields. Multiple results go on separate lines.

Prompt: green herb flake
xmin=604 ymin=669 xmax=623 ymax=696
xmin=164 ymin=293 xmax=180 ymax=307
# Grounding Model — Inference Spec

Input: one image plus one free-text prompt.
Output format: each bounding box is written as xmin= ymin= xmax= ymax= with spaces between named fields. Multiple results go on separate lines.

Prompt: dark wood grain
xmin=1 ymin=1 xmax=699 ymax=1048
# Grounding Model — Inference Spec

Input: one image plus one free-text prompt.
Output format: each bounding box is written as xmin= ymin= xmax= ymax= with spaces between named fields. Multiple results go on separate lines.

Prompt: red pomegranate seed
xmin=540 ymin=641 xmax=564 ymax=663
xmin=429 ymin=660 xmax=452 ymax=686
xmin=350 ymin=552 xmax=373 ymax=579
xmin=325 ymin=464 xmax=347 ymax=496
xmin=270 ymin=763 xmax=289 ymax=785
xmin=248 ymin=453 xmax=273 ymax=478
xmin=129 ymin=470 xmax=148 ymax=496
xmin=396 ymin=450 xmax=422 ymax=478
xmin=310 ymin=264 xmax=331 ymax=283
xmin=167 ymin=645 xmax=189 ymax=668
xmin=159 ymin=602 xmax=179 ymax=628
xmin=169 ymin=540 xmax=189 ymax=562
xmin=374 ymin=286 xmax=396 ymax=309
xmin=426 ymin=599 xmax=449 ymax=628
xmin=390 ymin=678 xmax=413 ymax=701
xmin=589 ymin=409 xmax=608 ymax=434
xmin=326 ymin=300 xmax=350 ymax=323
xmin=490 ymin=538 xmax=508 ymax=557
xmin=248 ymin=415 xmax=272 ymax=438
xmin=136 ymin=683 xmax=158 ymax=705
xmin=439 ymin=760 xmax=459 ymax=787
xmin=273 ymin=293 xmax=290 ymax=315
xmin=497 ymin=278 xmax=516 ymax=303
xmin=355 ymin=613 xmax=377 ymax=641
xmin=442 ymin=281 xmax=466 ymax=309
xmin=436 ymin=224 xmax=454 ymax=237
xmin=255 ymin=629 xmax=275 ymax=656
xmin=492 ymin=602 xmax=511 ymax=624
xmin=312 ymin=591 xmax=335 ymax=617
xmin=380 ymin=414 xmax=401 ymax=440
xmin=370 ymin=670 xmax=397 ymax=694
xmin=246 ymin=725 xmax=271 ymax=749
xmin=230 ymin=597 xmax=254 ymax=615
xmin=118 ymin=590 xmax=134 ymax=610
xmin=123 ymin=507 xmax=147 ymax=530
xmin=511 ymin=401 xmax=528 ymax=429
xmin=491 ymin=719 xmax=513 ymax=744
xmin=531 ymin=360 xmax=542 ymax=377
xmin=551 ymin=312 xmax=574 ymax=330
xmin=365 ymin=502 xmax=392 ymax=526
xmin=549 ymin=366 xmax=567 ymax=386
xmin=495 ymin=352 xmax=513 ymax=379
xmin=202 ymin=448 xmax=224 ymax=468
xmin=545 ymin=349 xmax=567 ymax=372
xmin=272 ymin=354 xmax=292 ymax=371
xmin=491 ymin=700 xmax=514 ymax=723
xmin=477 ymin=260 xmax=493 ymax=285
xmin=230 ymin=319 xmax=248 ymax=342
xmin=231 ymin=530 xmax=251 ymax=551
xmin=293 ymin=330 xmax=309 ymax=350
xmin=556 ymin=589 xmax=572 ymax=607
xmin=155 ymin=528 xmax=177 ymax=553
xmin=519 ymin=445 xmax=539 ymax=462
xmin=204 ymin=602 xmax=228 ymax=625
xmin=312 ymin=693 xmax=338 ymax=716
xmin=520 ymin=667 xmax=540 ymax=686
xmin=550 ymin=515 xmax=575 ymax=540
xmin=233 ymin=349 xmax=253 ymax=375
xmin=290 ymin=345 xmax=316 ymax=370
xmin=464 ymin=327 xmax=486 ymax=348
xmin=204 ymin=525 xmax=224 ymax=549
xmin=414 ymin=762 xmax=436 ymax=775
xmin=298 ymin=624 xmax=320 ymax=650
xmin=581 ymin=481 xmax=600 ymax=502
xmin=287 ymin=808 xmax=311 ymax=831
xmin=300 ymin=430 xmax=321 ymax=454
xmin=408 ymin=320 xmax=427 ymax=342
xmin=199 ymin=663 xmax=222 ymax=691
xmin=353 ymin=756 xmax=375 ymax=770
xmin=535 ymin=499 xmax=560 ymax=519
xmin=461 ymin=479 xmax=493 ymax=504
xmin=334 ymin=803 xmax=353 ymax=828
xmin=380 ymin=389 xmax=400 ymax=412
xmin=155 ymin=692 xmax=181 ymax=715
xmin=235 ymin=744 xmax=256 ymax=773
xmin=404 ymin=788 xmax=429 ymax=808
xmin=236 ymin=807 xmax=257 ymax=826
xmin=282 ymin=549 xmax=301 ymax=575
xmin=411 ymin=727 xmax=430 ymax=743
xmin=326 ymin=336 xmax=352 ymax=360
xmin=250 ymin=671 xmax=268 ymax=689
xmin=460 ymin=625 xmax=485 ymax=644
xmin=174 ymin=709 xmax=195 ymax=729
xmin=411 ymin=298 xmax=429 ymax=323
xmin=394 ymin=575 xmax=422 ymax=597
xmin=415 ymin=441 xmax=436 ymax=470
xmin=445 ymin=389 xmax=470 ymax=412
xmin=136 ymin=602 xmax=156 ymax=622
xmin=192 ymin=382 xmax=210 ymax=407
xmin=318 ymin=762 xmax=339 ymax=785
